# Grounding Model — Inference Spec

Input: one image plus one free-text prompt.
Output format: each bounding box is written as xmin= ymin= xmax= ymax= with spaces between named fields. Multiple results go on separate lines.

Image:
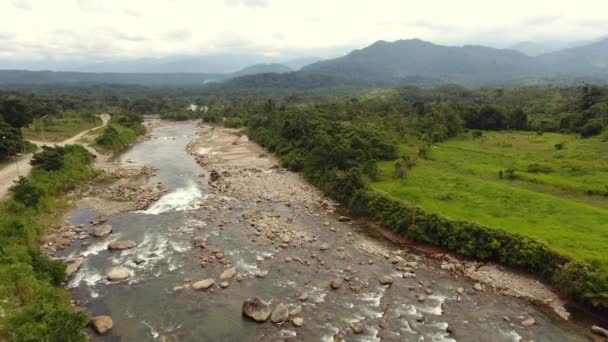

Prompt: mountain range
xmin=1 ymin=37 xmax=607 ymax=88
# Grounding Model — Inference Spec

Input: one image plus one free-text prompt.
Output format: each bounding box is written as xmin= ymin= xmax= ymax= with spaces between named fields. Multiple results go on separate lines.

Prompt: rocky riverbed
xmin=56 ymin=122 xmax=604 ymax=341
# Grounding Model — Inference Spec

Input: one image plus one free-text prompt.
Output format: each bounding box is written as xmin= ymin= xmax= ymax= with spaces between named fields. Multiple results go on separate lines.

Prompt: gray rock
xmin=242 ymin=297 xmax=271 ymax=322
xmin=330 ymin=278 xmax=343 ymax=289
xmin=351 ymin=322 xmax=365 ymax=334
xmin=521 ymin=317 xmax=536 ymax=327
xmin=107 ymin=267 xmax=130 ymax=281
xmin=220 ymin=267 xmax=237 ymax=280
xmin=192 ymin=278 xmax=215 ymax=290
xmin=379 ymin=276 xmax=393 ymax=285
xmin=65 ymin=257 xmax=84 ymax=277
xmin=592 ymin=325 xmax=608 ymax=338
xmin=108 ymin=240 xmax=137 ymax=250
xmin=90 ymin=316 xmax=113 ymax=335
xmin=92 ymin=224 xmax=112 ymax=237
xmin=292 ymin=317 xmax=304 ymax=327
xmin=270 ymin=303 xmax=289 ymax=323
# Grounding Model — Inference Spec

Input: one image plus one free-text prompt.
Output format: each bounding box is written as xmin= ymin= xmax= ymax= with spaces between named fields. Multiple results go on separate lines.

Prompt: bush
xmin=10 ymin=177 xmax=43 ymax=208
xmin=30 ymin=145 xmax=66 ymax=171
xmin=580 ymin=120 xmax=605 ymax=138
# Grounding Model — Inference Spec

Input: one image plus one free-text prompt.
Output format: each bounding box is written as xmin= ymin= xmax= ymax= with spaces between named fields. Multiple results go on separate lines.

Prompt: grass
xmin=372 ymin=130 xmax=608 ymax=274
xmin=0 ymin=145 xmax=94 ymax=341
xmin=23 ymin=112 xmax=101 ymax=142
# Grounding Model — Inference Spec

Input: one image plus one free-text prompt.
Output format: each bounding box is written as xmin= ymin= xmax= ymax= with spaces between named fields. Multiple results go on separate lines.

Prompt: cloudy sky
xmin=1 ymin=0 xmax=607 ymax=63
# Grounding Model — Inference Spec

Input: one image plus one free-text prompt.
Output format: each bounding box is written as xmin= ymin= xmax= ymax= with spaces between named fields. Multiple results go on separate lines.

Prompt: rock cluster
xmin=40 ymin=222 xmax=88 ymax=256
xmin=242 ymin=298 xmax=304 ymax=328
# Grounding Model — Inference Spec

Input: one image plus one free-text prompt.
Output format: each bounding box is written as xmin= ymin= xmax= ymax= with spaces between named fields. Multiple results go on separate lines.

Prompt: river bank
xmin=56 ymin=121 xmax=603 ymax=341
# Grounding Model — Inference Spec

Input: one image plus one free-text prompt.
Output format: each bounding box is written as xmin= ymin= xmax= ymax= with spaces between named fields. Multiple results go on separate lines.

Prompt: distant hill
xmin=300 ymin=39 xmax=541 ymax=85
xmin=282 ymin=57 xmax=323 ymax=70
xmin=509 ymin=41 xmax=553 ymax=57
xmin=230 ymin=63 xmax=292 ymax=78
xmin=537 ymin=37 xmax=608 ymax=74
xmin=0 ymin=70 xmax=222 ymax=87
xmin=1 ymin=38 xmax=607 ymax=92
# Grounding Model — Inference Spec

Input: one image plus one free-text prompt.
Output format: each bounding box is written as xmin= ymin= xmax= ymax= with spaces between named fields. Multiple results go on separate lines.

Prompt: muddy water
xmin=63 ymin=122 xmax=591 ymax=341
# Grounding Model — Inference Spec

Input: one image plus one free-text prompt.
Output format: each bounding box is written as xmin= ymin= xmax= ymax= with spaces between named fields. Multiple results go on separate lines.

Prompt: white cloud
xmin=0 ymin=0 xmax=606 ymax=62
xmin=11 ymin=0 xmax=34 ymax=10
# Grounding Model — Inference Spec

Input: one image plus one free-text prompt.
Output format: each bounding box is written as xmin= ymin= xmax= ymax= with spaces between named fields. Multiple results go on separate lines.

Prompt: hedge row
xmin=348 ymin=189 xmax=608 ymax=311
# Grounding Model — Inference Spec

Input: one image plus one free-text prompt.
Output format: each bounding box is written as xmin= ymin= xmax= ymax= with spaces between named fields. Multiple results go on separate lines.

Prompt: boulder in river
xmin=351 ymin=322 xmax=365 ymax=334
xmin=220 ymin=267 xmax=237 ymax=280
xmin=242 ymin=297 xmax=271 ymax=322
xmin=338 ymin=216 xmax=351 ymax=222
xmin=107 ymin=267 xmax=130 ymax=281
xmin=92 ymin=224 xmax=112 ymax=237
xmin=379 ymin=276 xmax=393 ymax=285
xmin=108 ymin=240 xmax=137 ymax=250
xmin=192 ymin=278 xmax=215 ymax=290
xmin=65 ymin=257 xmax=84 ymax=277
xmin=592 ymin=325 xmax=608 ymax=338
xmin=90 ymin=316 xmax=113 ymax=335
xmin=292 ymin=317 xmax=304 ymax=327
xmin=330 ymin=278 xmax=343 ymax=290
xmin=521 ymin=317 xmax=536 ymax=327
xmin=270 ymin=303 xmax=289 ymax=323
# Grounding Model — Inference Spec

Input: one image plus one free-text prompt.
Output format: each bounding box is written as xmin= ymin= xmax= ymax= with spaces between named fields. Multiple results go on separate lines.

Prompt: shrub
xmin=10 ymin=177 xmax=43 ymax=208
xmin=30 ymin=145 xmax=66 ymax=171
xmin=580 ymin=120 xmax=605 ymax=138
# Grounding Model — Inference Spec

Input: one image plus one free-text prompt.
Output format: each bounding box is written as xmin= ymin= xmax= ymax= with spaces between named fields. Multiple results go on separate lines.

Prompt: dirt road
xmin=0 ymin=114 xmax=110 ymax=199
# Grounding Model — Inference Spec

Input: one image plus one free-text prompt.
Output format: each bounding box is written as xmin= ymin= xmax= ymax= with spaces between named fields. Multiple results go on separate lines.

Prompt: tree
xmin=0 ymin=117 xmax=21 ymax=159
xmin=509 ymin=108 xmax=528 ymax=130
xmin=1 ymin=96 xmax=32 ymax=128
xmin=1 ymin=96 xmax=32 ymax=153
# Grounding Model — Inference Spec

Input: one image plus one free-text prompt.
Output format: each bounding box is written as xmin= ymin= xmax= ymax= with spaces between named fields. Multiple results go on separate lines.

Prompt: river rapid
xmin=60 ymin=122 xmax=594 ymax=341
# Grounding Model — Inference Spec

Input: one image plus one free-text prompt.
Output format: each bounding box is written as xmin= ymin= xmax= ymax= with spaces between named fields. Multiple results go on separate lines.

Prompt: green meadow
xmin=372 ymin=131 xmax=608 ymax=274
xmin=23 ymin=112 xmax=101 ymax=142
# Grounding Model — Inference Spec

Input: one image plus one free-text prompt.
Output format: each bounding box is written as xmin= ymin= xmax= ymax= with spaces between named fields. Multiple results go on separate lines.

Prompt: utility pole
xmin=40 ymin=114 xmax=49 ymax=141
xmin=2 ymin=135 xmax=20 ymax=178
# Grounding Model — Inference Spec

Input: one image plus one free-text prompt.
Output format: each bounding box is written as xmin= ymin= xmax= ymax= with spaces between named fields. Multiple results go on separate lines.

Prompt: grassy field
xmin=23 ymin=113 xmax=101 ymax=142
xmin=372 ymin=131 xmax=608 ymax=274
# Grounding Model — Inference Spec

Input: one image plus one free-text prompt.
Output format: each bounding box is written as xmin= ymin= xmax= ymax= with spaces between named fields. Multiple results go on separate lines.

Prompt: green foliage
xmin=10 ymin=177 xmax=44 ymax=208
xmin=0 ymin=116 xmax=21 ymax=159
xmin=1 ymin=96 xmax=32 ymax=129
xmin=31 ymin=145 xmax=66 ymax=171
xmin=0 ymin=144 xmax=94 ymax=340
xmin=95 ymin=124 xmax=140 ymax=153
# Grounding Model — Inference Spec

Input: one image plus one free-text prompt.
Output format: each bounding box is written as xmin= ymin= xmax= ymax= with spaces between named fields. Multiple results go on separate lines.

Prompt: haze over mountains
xmin=1 ymin=36 xmax=607 ymax=89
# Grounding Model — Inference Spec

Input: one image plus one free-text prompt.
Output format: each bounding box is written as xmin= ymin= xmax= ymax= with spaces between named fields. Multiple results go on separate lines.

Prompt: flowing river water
xmin=60 ymin=122 xmax=596 ymax=341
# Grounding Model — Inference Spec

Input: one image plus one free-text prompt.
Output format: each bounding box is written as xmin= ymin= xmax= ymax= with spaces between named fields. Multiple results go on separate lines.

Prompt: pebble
xmin=292 ymin=317 xmax=304 ymax=327
xmin=522 ymin=317 xmax=536 ymax=327
xmin=379 ymin=276 xmax=393 ymax=285
xmin=330 ymin=278 xmax=343 ymax=289
xmin=473 ymin=283 xmax=483 ymax=291
xmin=192 ymin=278 xmax=215 ymax=290
xmin=351 ymin=322 xmax=365 ymax=334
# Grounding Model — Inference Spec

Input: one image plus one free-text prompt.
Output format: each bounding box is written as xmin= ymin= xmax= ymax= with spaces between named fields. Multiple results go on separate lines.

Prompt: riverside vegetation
xmin=0 ymin=144 xmax=95 ymax=341
xmin=201 ymin=84 xmax=608 ymax=312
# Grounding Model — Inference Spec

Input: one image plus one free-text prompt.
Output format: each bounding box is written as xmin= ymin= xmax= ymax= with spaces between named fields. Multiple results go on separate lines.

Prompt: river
xmin=60 ymin=122 xmax=594 ymax=341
